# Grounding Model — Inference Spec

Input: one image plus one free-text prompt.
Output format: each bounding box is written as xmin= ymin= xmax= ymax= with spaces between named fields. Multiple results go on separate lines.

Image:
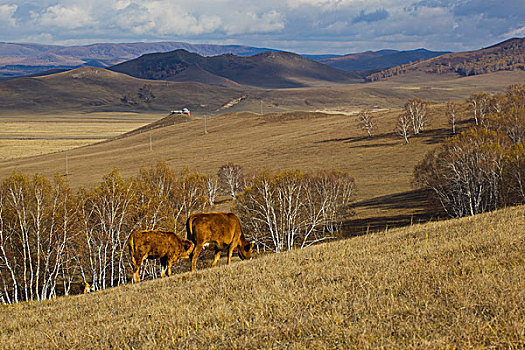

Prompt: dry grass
xmin=0 ymin=140 xmax=104 ymax=160
xmin=1 ymin=205 xmax=523 ymax=349
xmin=0 ymin=112 xmax=161 ymax=160
xmin=0 ymin=103 xmax=468 ymax=235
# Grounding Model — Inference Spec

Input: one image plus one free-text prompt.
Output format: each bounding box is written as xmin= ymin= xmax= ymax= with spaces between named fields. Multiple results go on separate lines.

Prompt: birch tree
xmin=414 ymin=129 xmax=505 ymax=217
xmin=405 ymin=98 xmax=429 ymax=135
xmin=396 ymin=112 xmax=411 ymax=144
xmin=80 ymin=170 xmax=136 ymax=289
xmin=236 ymin=169 xmax=355 ymax=253
xmin=218 ymin=163 xmax=244 ymax=200
xmin=357 ymin=108 xmax=376 ymax=137
xmin=468 ymin=92 xmax=490 ymax=126
xmin=0 ymin=174 xmax=75 ymax=303
xmin=446 ymin=101 xmax=458 ymax=134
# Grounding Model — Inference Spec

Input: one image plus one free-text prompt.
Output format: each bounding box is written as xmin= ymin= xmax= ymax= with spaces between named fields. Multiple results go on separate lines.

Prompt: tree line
xmin=0 ymin=163 xmax=355 ymax=304
xmin=414 ymin=84 xmax=525 ymax=217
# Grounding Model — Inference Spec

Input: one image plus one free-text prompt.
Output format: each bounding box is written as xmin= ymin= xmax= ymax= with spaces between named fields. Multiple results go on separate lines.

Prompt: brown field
xmin=0 ymin=70 xmax=522 ymax=233
xmin=0 ymin=106 xmax=451 ymax=232
xmin=1 ymin=205 xmax=523 ymax=349
xmin=0 ymin=112 xmax=162 ymax=160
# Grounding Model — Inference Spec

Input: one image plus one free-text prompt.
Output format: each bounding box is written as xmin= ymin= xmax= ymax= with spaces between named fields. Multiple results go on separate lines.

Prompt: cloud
xmin=504 ymin=26 xmax=525 ymax=38
xmin=0 ymin=4 xmax=17 ymax=27
xmin=224 ymin=10 xmax=285 ymax=35
xmin=352 ymin=8 xmax=389 ymax=23
xmin=34 ymin=4 xmax=95 ymax=29
xmin=0 ymin=0 xmax=523 ymax=54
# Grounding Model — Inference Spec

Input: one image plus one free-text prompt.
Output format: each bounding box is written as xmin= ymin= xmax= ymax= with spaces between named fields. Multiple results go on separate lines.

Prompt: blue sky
xmin=0 ymin=0 xmax=523 ymax=54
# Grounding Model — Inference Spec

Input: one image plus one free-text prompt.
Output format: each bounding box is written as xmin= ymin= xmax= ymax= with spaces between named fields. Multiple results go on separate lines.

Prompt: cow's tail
xmin=185 ymin=215 xmax=194 ymax=240
xmin=185 ymin=215 xmax=196 ymax=260
xmin=128 ymin=233 xmax=136 ymax=267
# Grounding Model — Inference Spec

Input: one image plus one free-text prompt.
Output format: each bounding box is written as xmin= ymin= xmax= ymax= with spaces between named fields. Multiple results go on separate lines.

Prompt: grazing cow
xmin=186 ymin=212 xmax=254 ymax=271
xmin=128 ymin=230 xmax=195 ymax=283
xmin=83 ymin=282 xmax=94 ymax=294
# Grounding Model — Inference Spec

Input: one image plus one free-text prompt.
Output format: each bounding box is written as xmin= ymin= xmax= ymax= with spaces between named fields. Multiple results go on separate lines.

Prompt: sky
xmin=0 ymin=0 xmax=524 ymax=54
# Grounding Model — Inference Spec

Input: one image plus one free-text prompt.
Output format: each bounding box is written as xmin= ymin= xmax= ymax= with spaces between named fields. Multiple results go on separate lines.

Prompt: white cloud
xmin=0 ymin=4 xmax=17 ymax=27
xmin=224 ymin=10 xmax=285 ymax=35
xmin=504 ymin=26 xmax=525 ymax=38
xmin=35 ymin=5 xmax=95 ymax=29
xmin=1 ymin=0 xmax=523 ymax=53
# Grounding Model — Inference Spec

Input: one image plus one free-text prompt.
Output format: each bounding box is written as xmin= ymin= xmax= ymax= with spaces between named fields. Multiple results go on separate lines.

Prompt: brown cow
xmin=128 ymin=230 xmax=195 ymax=283
xmin=186 ymin=212 xmax=254 ymax=271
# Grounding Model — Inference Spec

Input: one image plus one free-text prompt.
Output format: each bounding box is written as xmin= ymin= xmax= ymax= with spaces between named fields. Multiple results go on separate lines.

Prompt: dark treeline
xmin=0 ymin=163 xmax=355 ymax=304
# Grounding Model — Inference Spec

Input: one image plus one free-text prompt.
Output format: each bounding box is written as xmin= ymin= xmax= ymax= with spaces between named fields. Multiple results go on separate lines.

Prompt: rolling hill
xmin=0 ymin=41 xmax=279 ymax=78
xmin=0 ymin=66 xmax=246 ymax=114
xmin=315 ymin=48 xmax=450 ymax=72
xmin=0 ymin=41 xmax=448 ymax=79
xmin=367 ymin=37 xmax=525 ymax=81
xmin=0 ymin=204 xmax=523 ymax=348
xmin=109 ymin=50 xmax=362 ymax=88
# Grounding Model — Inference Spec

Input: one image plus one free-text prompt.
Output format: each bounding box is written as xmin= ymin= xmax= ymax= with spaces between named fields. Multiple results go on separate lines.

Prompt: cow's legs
xmin=160 ymin=256 xmax=168 ymax=278
xmin=167 ymin=258 xmax=176 ymax=277
xmin=191 ymin=244 xmax=203 ymax=271
xmin=133 ymin=255 xmax=145 ymax=283
xmin=211 ymin=250 xmax=221 ymax=267
xmin=227 ymin=244 xmax=235 ymax=265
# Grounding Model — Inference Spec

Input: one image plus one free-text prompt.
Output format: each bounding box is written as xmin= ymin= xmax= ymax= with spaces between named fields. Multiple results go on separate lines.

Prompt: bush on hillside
xmin=414 ymin=84 xmax=525 ymax=217
xmin=236 ymin=169 xmax=355 ymax=253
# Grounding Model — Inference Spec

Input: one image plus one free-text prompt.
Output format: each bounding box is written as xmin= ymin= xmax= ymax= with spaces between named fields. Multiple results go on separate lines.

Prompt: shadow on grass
xmin=342 ymin=188 xmax=447 ymax=238
xmin=420 ymin=128 xmax=453 ymax=145
xmin=317 ymin=132 xmax=396 ymax=144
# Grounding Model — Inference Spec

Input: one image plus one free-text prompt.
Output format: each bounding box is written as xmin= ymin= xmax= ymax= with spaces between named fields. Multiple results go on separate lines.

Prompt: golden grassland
xmin=0 ymin=102 xmax=466 ymax=234
xmin=1 ymin=205 xmax=523 ymax=349
xmin=0 ymin=112 xmax=162 ymax=160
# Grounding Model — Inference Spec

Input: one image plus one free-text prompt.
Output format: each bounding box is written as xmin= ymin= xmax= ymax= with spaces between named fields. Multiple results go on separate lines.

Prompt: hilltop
xmin=0 ymin=41 xmax=277 ymax=78
xmin=368 ymin=37 xmax=525 ymax=81
xmin=109 ymin=49 xmax=362 ymax=88
xmin=0 ymin=66 xmax=245 ymax=114
xmin=1 ymin=204 xmax=523 ymax=348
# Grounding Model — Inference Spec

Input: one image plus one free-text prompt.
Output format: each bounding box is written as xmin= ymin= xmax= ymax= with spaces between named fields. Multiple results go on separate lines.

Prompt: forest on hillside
xmin=367 ymin=38 xmax=525 ymax=81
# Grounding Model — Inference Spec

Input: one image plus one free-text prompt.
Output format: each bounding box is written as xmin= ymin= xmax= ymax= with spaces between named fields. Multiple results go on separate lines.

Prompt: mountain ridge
xmin=108 ymin=49 xmax=362 ymax=88
xmin=367 ymin=37 xmax=524 ymax=81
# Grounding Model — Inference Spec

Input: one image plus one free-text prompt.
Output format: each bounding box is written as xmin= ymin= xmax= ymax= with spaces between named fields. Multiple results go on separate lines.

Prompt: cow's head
xmin=180 ymin=239 xmax=195 ymax=259
xmin=237 ymin=241 xmax=254 ymax=260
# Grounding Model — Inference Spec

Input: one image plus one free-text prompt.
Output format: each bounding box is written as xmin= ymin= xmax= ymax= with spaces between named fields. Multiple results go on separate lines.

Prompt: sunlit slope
xmin=1 ymin=205 xmax=523 ymax=349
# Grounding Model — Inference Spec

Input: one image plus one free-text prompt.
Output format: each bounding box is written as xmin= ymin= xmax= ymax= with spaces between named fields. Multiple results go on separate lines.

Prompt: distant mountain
xmin=0 ymin=66 xmax=245 ymax=113
xmin=109 ymin=49 xmax=362 ymax=88
xmin=367 ymin=37 xmax=525 ymax=81
xmin=0 ymin=41 xmax=279 ymax=78
xmin=312 ymin=48 xmax=450 ymax=72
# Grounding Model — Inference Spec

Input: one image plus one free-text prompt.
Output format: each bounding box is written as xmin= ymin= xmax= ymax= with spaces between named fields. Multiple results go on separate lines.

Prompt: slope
xmin=368 ymin=37 xmax=525 ymax=81
xmin=0 ymin=66 xmax=245 ymax=114
xmin=1 ymin=205 xmax=523 ymax=348
xmin=109 ymin=49 xmax=362 ymax=88
xmin=0 ymin=41 xmax=279 ymax=78
xmin=318 ymin=48 xmax=449 ymax=72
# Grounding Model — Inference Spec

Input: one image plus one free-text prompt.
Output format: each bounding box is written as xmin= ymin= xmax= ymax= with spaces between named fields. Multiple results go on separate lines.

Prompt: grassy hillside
xmin=1 ymin=205 xmax=523 ymax=349
xmin=109 ymin=50 xmax=361 ymax=88
xmin=368 ymin=37 xmax=525 ymax=81
xmin=1 ymin=66 xmax=523 ymax=115
xmin=0 ymin=104 xmax=460 ymax=234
